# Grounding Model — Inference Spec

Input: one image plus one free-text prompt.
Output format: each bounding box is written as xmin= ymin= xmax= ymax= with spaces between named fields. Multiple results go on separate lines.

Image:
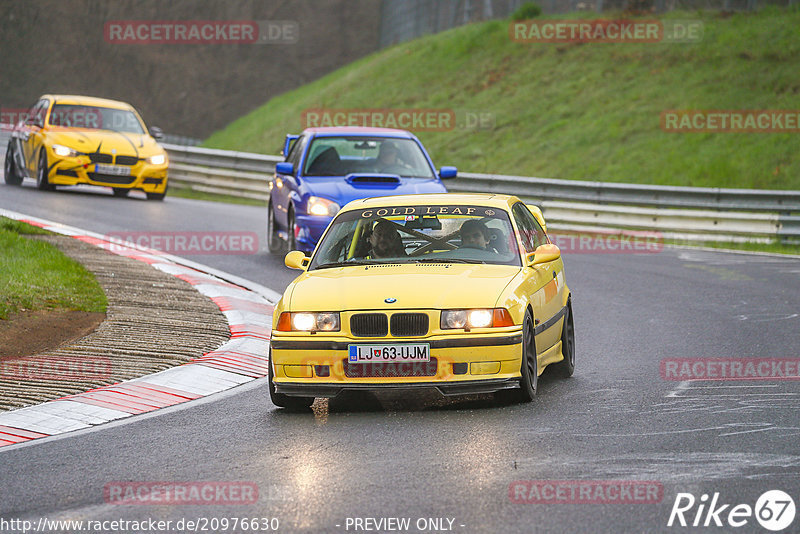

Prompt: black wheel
xmin=4 ymin=142 xmax=23 ymax=185
xmin=267 ymin=201 xmax=284 ymax=254
xmin=36 ymin=150 xmax=54 ymax=191
xmin=287 ymin=206 xmax=298 ymax=251
xmin=517 ymin=311 xmax=538 ymax=402
xmin=551 ymin=301 xmax=575 ymax=378
xmin=146 ymin=186 xmax=167 ymax=201
xmin=112 ymin=188 xmax=130 ymax=198
xmin=268 ymin=349 xmax=313 ymax=411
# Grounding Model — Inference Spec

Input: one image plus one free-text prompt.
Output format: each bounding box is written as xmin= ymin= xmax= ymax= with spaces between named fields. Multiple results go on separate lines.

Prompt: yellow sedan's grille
xmin=350 ymin=313 xmax=429 ymax=337
xmin=350 ymin=313 xmax=387 ymax=337
xmin=390 ymin=313 xmax=428 ymax=337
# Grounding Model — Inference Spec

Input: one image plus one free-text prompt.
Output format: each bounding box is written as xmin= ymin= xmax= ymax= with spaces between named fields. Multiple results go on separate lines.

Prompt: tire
xmin=267 ymin=201 xmax=284 ymax=254
xmin=517 ymin=311 xmax=538 ymax=402
xmin=268 ymin=349 xmax=314 ymax=411
xmin=551 ymin=301 xmax=575 ymax=378
xmin=146 ymin=186 xmax=167 ymax=201
xmin=36 ymin=150 xmax=54 ymax=191
xmin=287 ymin=207 xmax=298 ymax=251
xmin=4 ymin=142 xmax=23 ymax=185
xmin=112 ymin=188 xmax=130 ymax=198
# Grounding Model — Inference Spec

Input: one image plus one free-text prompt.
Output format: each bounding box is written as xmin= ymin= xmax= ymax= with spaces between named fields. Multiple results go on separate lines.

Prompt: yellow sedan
xmin=4 ymin=94 xmax=169 ymax=200
xmin=269 ymin=193 xmax=575 ymax=409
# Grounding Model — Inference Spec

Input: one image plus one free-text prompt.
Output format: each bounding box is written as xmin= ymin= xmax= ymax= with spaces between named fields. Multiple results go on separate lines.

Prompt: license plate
xmin=348 ymin=344 xmax=430 ymax=363
xmin=95 ymin=164 xmax=131 ymax=176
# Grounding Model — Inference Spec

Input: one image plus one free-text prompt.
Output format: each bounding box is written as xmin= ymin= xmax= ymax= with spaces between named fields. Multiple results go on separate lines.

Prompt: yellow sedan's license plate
xmin=95 ymin=164 xmax=131 ymax=176
xmin=348 ymin=344 xmax=430 ymax=363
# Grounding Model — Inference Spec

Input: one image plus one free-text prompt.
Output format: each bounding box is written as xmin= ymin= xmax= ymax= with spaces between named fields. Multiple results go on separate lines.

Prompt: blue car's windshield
xmin=303 ymin=136 xmax=435 ymax=178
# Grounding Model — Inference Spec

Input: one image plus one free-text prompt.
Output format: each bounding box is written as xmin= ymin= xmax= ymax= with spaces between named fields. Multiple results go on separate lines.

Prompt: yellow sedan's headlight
xmin=147 ymin=154 xmax=166 ymax=165
xmin=52 ymin=144 xmax=79 ymax=157
xmin=276 ymin=312 xmax=340 ymax=332
xmin=441 ymin=308 xmax=515 ymax=329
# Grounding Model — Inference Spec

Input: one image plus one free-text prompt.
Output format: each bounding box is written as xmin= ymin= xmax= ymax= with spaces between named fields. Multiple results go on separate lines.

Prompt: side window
xmin=27 ymin=100 xmax=47 ymax=126
xmin=512 ymin=203 xmax=547 ymax=253
xmin=286 ymin=135 xmax=306 ymax=169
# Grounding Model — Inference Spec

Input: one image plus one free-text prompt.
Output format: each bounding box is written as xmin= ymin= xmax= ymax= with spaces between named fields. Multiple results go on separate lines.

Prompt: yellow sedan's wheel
xmin=4 ymin=143 xmax=23 ymax=185
xmin=36 ymin=151 xmax=54 ymax=191
xmin=268 ymin=349 xmax=313 ymax=411
xmin=551 ymin=301 xmax=575 ymax=378
xmin=517 ymin=311 xmax=538 ymax=402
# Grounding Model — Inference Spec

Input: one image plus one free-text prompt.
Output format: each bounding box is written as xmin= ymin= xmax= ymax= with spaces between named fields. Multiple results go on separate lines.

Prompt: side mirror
xmin=284 ymin=250 xmax=309 ymax=270
xmin=275 ymin=162 xmax=295 ymax=176
xmin=439 ymin=166 xmax=457 ymax=179
xmin=526 ymin=204 xmax=547 ymax=233
xmin=149 ymin=126 xmax=164 ymax=140
xmin=527 ymin=244 xmax=561 ymax=266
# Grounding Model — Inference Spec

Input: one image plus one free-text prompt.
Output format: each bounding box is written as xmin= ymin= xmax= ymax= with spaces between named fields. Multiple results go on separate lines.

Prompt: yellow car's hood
xmin=47 ymin=128 xmax=162 ymax=156
xmin=287 ymin=263 xmax=521 ymax=311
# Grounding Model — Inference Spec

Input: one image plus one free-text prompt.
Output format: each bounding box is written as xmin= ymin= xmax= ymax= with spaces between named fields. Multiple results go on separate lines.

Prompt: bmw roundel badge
xmin=385 ymin=297 xmax=397 ymax=303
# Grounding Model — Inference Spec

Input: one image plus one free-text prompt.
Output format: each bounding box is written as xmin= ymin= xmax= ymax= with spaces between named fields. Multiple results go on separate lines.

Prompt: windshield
xmin=47 ymin=104 xmax=146 ymax=134
xmin=303 ymin=136 xmax=435 ymax=178
xmin=309 ymin=204 xmax=521 ymax=269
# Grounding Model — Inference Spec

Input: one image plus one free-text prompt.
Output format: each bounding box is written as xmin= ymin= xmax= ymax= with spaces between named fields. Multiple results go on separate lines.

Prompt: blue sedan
xmin=267 ymin=127 xmax=456 ymax=254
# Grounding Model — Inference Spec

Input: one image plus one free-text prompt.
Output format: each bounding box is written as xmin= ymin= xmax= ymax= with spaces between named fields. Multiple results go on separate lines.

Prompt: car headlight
xmin=307 ymin=196 xmax=340 ymax=217
xmin=147 ymin=153 xmax=166 ymax=165
xmin=276 ymin=312 xmax=340 ymax=332
xmin=52 ymin=144 xmax=79 ymax=158
xmin=440 ymin=308 xmax=514 ymax=329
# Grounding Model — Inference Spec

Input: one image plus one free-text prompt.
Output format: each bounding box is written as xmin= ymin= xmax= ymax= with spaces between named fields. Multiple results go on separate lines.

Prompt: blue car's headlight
xmin=307 ymin=196 xmax=340 ymax=217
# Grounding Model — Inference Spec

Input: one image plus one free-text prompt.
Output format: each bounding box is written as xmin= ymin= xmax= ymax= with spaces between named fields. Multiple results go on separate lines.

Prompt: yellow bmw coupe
xmin=4 ymin=95 xmax=169 ymax=200
xmin=269 ymin=193 xmax=575 ymax=409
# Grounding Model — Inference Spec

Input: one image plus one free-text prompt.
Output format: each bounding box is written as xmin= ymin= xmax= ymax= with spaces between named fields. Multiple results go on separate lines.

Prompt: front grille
xmin=57 ymin=170 xmax=78 ymax=177
xmin=350 ymin=313 xmax=388 ymax=337
xmin=88 ymin=154 xmax=113 ymax=164
xmin=390 ymin=313 xmax=428 ymax=337
xmin=143 ymin=177 xmax=163 ymax=184
xmin=88 ymin=173 xmax=136 ymax=185
xmin=115 ymin=155 xmax=139 ymax=166
xmin=343 ymin=358 xmax=438 ymax=378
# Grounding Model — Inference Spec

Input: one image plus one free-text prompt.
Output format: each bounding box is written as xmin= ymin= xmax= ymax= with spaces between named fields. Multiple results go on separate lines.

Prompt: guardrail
xmin=163 ymin=143 xmax=800 ymax=244
xmin=1 ymin=134 xmax=796 ymax=244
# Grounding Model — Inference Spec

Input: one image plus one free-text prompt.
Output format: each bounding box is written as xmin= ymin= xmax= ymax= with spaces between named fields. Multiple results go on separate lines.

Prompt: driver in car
xmin=459 ymin=220 xmax=496 ymax=252
xmin=367 ymin=220 xmax=407 ymax=258
xmin=376 ymin=141 xmax=405 ymax=173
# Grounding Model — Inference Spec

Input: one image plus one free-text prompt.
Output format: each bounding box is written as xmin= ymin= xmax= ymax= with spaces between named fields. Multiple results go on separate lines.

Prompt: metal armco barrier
xmin=162 ymin=143 xmax=800 ymax=243
xmin=1 ymin=135 xmax=796 ymax=244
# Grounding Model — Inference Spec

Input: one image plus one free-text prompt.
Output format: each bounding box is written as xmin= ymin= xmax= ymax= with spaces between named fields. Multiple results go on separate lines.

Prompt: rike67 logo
xmin=668 ymin=490 xmax=796 ymax=531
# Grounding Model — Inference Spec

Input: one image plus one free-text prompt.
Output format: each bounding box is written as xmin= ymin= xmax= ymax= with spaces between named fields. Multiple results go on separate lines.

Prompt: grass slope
xmin=0 ymin=218 xmax=107 ymax=320
xmin=204 ymin=7 xmax=800 ymax=190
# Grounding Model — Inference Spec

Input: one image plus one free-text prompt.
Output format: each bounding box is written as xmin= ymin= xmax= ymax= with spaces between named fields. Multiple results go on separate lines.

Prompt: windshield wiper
xmin=412 ymin=258 xmax=485 ymax=264
xmin=314 ymin=260 xmax=379 ymax=269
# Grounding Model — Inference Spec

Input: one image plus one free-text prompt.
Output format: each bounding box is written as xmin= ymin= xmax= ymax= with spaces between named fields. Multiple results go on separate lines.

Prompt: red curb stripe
xmin=0 ymin=439 xmax=17 ymax=447
xmin=106 ymin=384 xmax=197 ymax=405
xmin=132 ymin=382 xmax=203 ymax=400
xmin=61 ymin=395 xmax=146 ymax=414
xmin=195 ymin=362 xmax=264 ymax=378
xmin=211 ymin=296 xmax=274 ymax=314
xmin=0 ymin=425 xmax=49 ymax=439
xmin=65 ymin=392 xmax=160 ymax=413
xmin=175 ymin=274 xmax=242 ymax=289
xmin=196 ymin=358 xmax=270 ymax=375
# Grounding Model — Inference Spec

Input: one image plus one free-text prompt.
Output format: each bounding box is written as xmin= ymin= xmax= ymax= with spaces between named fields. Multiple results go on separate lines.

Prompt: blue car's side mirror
xmin=439 ymin=166 xmax=457 ymax=179
xmin=275 ymin=162 xmax=294 ymax=176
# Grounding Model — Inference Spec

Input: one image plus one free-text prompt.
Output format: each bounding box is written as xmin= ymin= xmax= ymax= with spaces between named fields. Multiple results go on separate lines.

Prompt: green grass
xmin=667 ymin=238 xmax=800 ymax=256
xmin=0 ymin=217 xmax=108 ymax=320
xmin=204 ymin=6 xmax=800 ymax=191
xmin=169 ymin=186 xmax=266 ymax=206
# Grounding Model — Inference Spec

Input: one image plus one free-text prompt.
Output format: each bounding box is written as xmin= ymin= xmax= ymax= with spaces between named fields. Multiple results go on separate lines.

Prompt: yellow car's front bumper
xmin=47 ymin=154 xmax=168 ymax=193
xmin=270 ymin=330 xmax=523 ymax=398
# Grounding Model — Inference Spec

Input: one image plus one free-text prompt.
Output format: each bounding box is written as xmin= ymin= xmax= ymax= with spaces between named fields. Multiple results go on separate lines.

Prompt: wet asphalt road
xmin=1 ymin=180 xmax=800 ymax=534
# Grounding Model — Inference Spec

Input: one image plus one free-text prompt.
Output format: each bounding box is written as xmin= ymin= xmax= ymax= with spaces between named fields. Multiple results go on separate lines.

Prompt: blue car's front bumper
xmin=293 ymin=213 xmax=333 ymax=253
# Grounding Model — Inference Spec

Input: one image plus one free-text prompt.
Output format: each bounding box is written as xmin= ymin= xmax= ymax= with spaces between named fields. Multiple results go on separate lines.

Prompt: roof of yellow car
xmin=42 ymin=95 xmax=134 ymax=109
xmin=341 ymin=192 xmax=521 ymax=212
